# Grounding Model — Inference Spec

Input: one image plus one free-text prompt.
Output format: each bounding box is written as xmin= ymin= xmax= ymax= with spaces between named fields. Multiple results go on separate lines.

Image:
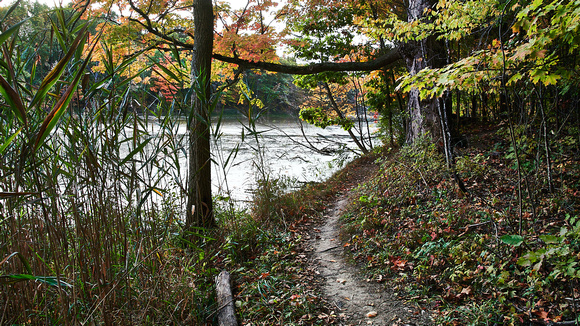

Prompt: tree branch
xmin=212 ymin=49 xmax=403 ymax=75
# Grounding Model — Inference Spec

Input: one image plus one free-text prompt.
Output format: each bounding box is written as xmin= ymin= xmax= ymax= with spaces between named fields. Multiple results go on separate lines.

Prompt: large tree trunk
xmin=186 ymin=0 xmax=216 ymax=231
xmin=402 ymin=0 xmax=443 ymax=144
xmin=405 ymin=89 xmax=442 ymax=143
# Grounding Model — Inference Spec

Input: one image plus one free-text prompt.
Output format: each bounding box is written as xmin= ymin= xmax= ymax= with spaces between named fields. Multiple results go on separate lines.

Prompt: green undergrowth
xmin=222 ymin=227 xmax=329 ymax=325
xmin=341 ymin=125 xmax=580 ymax=325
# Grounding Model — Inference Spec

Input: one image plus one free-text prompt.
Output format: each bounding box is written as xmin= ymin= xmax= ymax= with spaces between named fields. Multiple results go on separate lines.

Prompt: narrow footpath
xmin=309 ymin=192 xmax=432 ymax=326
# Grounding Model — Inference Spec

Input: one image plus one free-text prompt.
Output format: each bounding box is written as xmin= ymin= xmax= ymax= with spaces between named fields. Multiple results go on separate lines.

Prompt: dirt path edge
xmin=309 ymin=192 xmax=432 ymax=326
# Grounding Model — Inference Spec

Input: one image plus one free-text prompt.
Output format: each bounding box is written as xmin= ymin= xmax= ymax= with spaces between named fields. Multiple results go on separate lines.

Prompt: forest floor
xmin=233 ymin=121 xmax=579 ymax=325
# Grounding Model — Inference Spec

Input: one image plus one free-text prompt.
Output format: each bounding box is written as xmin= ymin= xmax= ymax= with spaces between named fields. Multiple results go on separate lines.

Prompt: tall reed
xmin=0 ymin=6 xmax=218 ymax=324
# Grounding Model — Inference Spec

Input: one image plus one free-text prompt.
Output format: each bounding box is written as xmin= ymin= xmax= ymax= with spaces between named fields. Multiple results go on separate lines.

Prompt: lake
xmin=144 ymin=112 xmax=377 ymax=204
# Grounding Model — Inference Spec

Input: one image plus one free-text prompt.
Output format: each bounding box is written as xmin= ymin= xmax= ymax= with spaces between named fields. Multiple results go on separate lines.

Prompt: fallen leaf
xmin=366 ymin=311 xmax=378 ymax=318
xmin=532 ymin=309 xmax=549 ymax=321
xmin=392 ymin=258 xmax=407 ymax=269
xmin=337 ymin=278 xmax=347 ymax=284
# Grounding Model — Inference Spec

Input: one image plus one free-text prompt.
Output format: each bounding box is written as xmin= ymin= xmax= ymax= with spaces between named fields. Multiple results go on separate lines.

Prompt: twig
xmin=465 ymin=221 xmax=492 ymax=229
xmin=319 ymin=246 xmax=340 ymax=253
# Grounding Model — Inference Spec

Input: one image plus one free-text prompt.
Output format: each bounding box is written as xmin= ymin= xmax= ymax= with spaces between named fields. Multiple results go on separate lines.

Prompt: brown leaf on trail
xmin=366 ymin=311 xmax=378 ymax=318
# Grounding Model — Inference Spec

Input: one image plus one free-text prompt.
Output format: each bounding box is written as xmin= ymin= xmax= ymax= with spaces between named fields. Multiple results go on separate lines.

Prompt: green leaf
xmin=0 ymin=252 xmax=32 ymax=274
xmin=0 ymin=0 xmax=22 ymax=24
xmin=0 ymin=74 xmax=27 ymax=125
xmin=500 ymin=234 xmax=524 ymax=246
xmin=34 ymin=28 xmax=100 ymax=150
xmin=29 ymin=24 xmax=88 ymax=109
xmin=0 ymin=274 xmax=72 ymax=287
xmin=120 ymin=138 xmax=152 ymax=166
xmin=539 ymin=235 xmax=562 ymax=244
xmin=0 ymin=19 xmax=26 ymax=47
xmin=517 ymin=255 xmax=532 ymax=267
xmin=0 ymin=128 xmax=21 ymax=154
xmin=152 ymin=61 xmax=181 ymax=82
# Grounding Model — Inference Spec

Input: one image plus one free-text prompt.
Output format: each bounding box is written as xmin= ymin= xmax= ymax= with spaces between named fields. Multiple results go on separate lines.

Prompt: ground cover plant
xmin=341 ymin=121 xmax=580 ymax=325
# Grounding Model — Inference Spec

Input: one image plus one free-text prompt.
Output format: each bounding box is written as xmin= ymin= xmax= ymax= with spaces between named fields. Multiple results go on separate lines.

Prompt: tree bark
xmin=186 ymin=0 xmax=216 ymax=231
xmin=401 ymin=0 xmax=443 ymax=144
xmin=215 ymin=271 xmax=238 ymax=326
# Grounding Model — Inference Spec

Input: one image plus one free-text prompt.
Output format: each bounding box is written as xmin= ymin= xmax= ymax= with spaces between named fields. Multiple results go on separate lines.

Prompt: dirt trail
xmin=310 ymin=194 xmax=432 ymax=326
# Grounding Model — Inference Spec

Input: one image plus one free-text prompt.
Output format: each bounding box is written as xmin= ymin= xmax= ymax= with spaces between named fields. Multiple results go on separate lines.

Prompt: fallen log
xmin=215 ymin=270 xmax=238 ymax=326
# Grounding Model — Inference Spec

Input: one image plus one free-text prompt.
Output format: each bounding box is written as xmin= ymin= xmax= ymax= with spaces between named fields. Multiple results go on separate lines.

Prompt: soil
xmin=307 ymin=157 xmax=432 ymax=326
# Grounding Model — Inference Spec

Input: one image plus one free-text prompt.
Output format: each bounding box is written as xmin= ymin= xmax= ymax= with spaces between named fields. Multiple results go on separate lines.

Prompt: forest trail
xmin=308 ymin=160 xmax=432 ymax=325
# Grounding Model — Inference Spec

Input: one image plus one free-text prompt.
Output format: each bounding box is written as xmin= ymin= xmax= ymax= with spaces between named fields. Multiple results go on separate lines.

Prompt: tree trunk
xmin=186 ymin=0 xmax=216 ymax=231
xmin=402 ymin=0 xmax=443 ymax=144
xmin=471 ymin=94 xmax=477 ymax=120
